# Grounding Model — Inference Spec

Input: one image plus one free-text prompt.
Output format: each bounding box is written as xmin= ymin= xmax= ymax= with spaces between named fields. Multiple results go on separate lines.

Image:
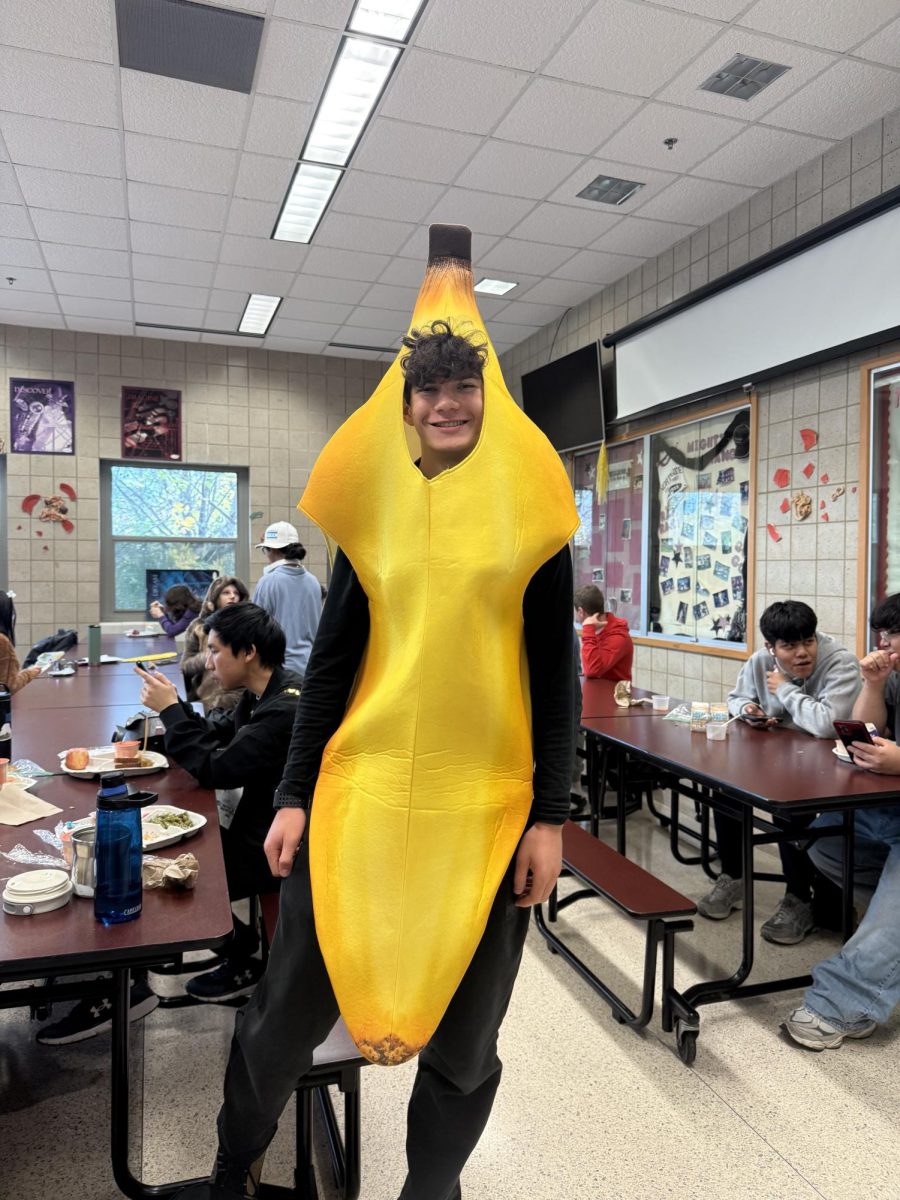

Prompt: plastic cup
xmin=651 ymin=695 xmax=669 ymax=713
xmin=706 ymin=721 xmax=727 ymax=741
xmin=115 ymin=740 xmax=140 ymax=761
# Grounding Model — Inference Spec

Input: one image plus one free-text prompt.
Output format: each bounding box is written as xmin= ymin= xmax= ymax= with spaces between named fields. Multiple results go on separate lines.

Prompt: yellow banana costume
xmin=299 ymin=225 xmax=578 ymax=1065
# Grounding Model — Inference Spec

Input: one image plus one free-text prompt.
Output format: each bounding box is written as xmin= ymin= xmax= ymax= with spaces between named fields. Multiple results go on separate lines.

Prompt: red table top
xmin=580 ymin=677 xmax=661 ymax=719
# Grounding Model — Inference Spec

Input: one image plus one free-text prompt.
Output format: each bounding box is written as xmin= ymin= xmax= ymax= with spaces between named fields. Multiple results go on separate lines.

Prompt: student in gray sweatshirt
xmin=252 ymin=521 xmax=322 ymax=679
xmin=697 ymin=600 xmax=862 ymax=944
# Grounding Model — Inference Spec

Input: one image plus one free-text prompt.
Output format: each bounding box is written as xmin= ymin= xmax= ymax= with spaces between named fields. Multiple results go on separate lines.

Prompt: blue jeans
xmin=803 ymin=806 xmax=900 ymax=1030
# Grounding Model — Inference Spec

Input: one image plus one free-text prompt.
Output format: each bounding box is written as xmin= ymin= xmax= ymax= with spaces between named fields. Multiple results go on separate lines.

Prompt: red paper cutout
xmin=852 ymin=486 xmax=858 ymax=493
xmin=821 ymin=512 xmax=829 ymax=522
xmin=21 ymin=494 xmax=41 ymax=515
xmin=820 ymin=473 xmax=829 ymax=484
xmin=800 ymin=428 xmax=818 ymax=451
xmin=779 ymin=497 xmax=790 ymax=513
xmin=767 ymin=524 xmax=782 ymax=543
xmin=773 ymin=468 xmax=790 ymax=488
xmin=59 ymin=483 xmax=77 ymax=501
xmin=43 ymin=544 xmax=49 ymax=551
xmin=802 ymin=462 xmax=815 ymax=478
xmin=819 ymin=499 xmax=826 ymax=509
xmin=60 ymin=519 xmax=74 ymax=534
xmin=36 ymin=529 xmax=43 ymax=537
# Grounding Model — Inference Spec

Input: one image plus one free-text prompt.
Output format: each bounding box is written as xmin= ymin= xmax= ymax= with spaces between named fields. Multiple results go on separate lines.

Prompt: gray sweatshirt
xmin=726 ymin=632 xmax=861 ymax=737
xmin=252 ymin=561 xmax=322 ymax=678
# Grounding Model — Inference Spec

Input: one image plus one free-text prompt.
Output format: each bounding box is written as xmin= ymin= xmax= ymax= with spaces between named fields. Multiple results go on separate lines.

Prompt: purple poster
xmin=10 ymin=378 xmax=75 ymax=455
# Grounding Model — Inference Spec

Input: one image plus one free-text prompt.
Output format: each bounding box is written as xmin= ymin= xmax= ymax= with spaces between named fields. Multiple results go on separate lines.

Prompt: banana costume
xmin=299 ymin=225 xmax=578 ymax=1065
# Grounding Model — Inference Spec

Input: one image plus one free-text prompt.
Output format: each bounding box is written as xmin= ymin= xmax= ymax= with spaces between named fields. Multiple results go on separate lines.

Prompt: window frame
xmin=858 ymin=352 xmax=900 ymax=656
xmin=99 ymin=459 xmax=249 ymax=621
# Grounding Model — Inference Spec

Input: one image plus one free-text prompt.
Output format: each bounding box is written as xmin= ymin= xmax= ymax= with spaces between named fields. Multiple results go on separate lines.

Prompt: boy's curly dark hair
xmin=400 ymin=320 xmax=488 ymax=404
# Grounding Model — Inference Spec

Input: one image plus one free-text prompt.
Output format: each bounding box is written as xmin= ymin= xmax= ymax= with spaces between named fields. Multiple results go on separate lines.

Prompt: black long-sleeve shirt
xmin=274 ymin=546 xmax=575 ymax=824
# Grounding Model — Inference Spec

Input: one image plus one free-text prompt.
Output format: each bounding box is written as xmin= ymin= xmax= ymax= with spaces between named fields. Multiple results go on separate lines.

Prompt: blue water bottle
xmin=94 ymin=773 xmax=155 ymax=925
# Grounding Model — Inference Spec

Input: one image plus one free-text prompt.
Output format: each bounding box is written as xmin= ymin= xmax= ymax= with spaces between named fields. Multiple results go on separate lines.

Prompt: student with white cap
xmin=252 ymin=521 xmax=322 ymax=679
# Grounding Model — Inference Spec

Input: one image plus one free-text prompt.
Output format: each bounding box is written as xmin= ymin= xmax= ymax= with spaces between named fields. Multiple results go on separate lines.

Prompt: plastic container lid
xmin=3 ymin=868 xmax=72 ymax=902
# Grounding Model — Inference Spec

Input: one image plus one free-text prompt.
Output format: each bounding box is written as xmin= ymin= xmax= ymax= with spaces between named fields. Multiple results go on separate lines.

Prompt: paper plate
xmin=141 ymin=804 xmax=206 ymax=850
xmin=59 ymin=748 xmax=169 ymax=779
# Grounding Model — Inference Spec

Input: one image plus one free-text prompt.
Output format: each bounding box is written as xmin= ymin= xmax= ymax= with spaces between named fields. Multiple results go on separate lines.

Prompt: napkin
xmin=0 ymin=783 xmax=63 ymax=826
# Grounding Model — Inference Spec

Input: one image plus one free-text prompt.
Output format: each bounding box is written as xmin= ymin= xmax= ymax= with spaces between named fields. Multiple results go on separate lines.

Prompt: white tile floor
xmin=3 ymin=802 xmax=899 ymax=1200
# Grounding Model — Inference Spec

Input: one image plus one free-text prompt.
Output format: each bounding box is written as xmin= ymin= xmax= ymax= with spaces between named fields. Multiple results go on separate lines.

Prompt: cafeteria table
xmin=0 ymin=698 xmax=232 ymax=1198
xmin=580 ymin=676 xmax=660 ymax=719
xmin=581 ymin=712 xmax=900 ymax=1061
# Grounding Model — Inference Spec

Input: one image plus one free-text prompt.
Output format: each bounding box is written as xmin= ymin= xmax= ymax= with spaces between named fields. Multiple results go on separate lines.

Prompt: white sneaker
xmin=783 ymin=1006 xmax=877 ymax=1050
xmin=697 ymin=873 xmax=743 ymax=920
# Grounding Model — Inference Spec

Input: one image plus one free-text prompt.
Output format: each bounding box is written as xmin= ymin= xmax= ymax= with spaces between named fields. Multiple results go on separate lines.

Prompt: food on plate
xmin=65 ymin=747 xmax=90 ymax=770
xmin=147 ymin=810 xmax=195 ymax=830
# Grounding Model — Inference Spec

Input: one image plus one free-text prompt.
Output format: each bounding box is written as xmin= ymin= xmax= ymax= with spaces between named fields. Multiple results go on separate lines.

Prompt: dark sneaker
xmin=696 ymin=873 xmax=743 ymax=920
xmin=36 ymin=977 xmax=159 ymax=1045
xmin=184 ymin=958 xmax=264 ymax=1003
xmin=175 ymin=1150 xmax=262 ymax=1198
xmin=783 ymin=1006 xmax=877 ymax=1050
xmin=761 ymin=893 xmax=814 ymax=945
xmin=569 ymin=792 xmax=588 ymax=818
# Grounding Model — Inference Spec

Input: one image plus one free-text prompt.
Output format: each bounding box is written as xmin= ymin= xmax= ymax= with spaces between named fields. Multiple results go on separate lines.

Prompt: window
xmin=864 ymin=358 xmax=900 ymax=649
xmin=572 ymin=402 xmax=753 ymax=651
xmin=100 ymin=462 xmax=249 ymax=618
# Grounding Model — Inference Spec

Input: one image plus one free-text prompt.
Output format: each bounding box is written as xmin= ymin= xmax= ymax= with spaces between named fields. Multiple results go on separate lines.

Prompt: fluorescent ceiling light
xmin=303 ymin=36 xmax=399 ymax=167
xmin=273 ymin=162 xmax=342 ymax=242
xmin=576 ymin=173 xmax=644 ymax=206
xmin=349 ymin=0 xmax=425 ymax=41
xmin=239 ymin=293 xmax=282 ymax=334
xmin=474 ymin=278 xmax=517 ymax=296
xmin=699 ymin=53 xmax=790 ymax=101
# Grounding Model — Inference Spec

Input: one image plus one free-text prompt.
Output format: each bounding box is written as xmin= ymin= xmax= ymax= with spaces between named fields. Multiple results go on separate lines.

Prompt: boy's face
xmin=205 ymin=629 xmax=253 ymax=689
xmin=766 ymin=635 xmax=817 ymax=678
xmin=403 ymin=374 xmax=484 ymax=470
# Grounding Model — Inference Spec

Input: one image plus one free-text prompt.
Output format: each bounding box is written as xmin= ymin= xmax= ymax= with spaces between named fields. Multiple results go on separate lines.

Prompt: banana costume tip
xmin=428 ymin=224 xmax=471 ymax=266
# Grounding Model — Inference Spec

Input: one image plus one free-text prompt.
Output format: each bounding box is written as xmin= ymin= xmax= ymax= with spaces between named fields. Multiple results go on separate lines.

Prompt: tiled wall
xmin=500 ymin=108 xmax=900 ymax=704
xmin=0 ymin=326 xmax=383 ymax=649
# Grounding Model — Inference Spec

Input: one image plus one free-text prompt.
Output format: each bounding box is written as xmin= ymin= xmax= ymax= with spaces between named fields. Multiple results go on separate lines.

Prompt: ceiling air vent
xmin=576 ymin=174 xmax=644 ymax=206
xmin=699 ymin=54 xmax=790 ymax=101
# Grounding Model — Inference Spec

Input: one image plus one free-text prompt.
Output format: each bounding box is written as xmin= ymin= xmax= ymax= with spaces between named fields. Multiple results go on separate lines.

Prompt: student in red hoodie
xmin=574 ymin=584 xmax=633 ymax=682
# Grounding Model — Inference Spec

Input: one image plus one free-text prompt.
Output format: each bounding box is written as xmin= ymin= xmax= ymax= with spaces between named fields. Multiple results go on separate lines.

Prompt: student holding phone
xmin=784 ymin=592 xmax=900 ymax=1048
xmin=697 ymin=600 xmax=861 ymax=945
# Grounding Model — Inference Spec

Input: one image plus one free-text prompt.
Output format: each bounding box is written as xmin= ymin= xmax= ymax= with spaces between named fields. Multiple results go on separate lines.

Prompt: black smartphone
xmin=833 ymin=720 xmax=875 ymax=756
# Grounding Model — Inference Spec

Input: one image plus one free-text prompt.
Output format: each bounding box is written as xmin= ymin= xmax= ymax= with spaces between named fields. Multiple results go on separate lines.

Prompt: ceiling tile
xmin=234 ymin=154 xmax=297 ymax=203
xmin=0 ymin=204 xmax=33 ymax=239
xmin=635 ymin=175 xmax=756 ymax=224
xmin=656 ymin=28 xmax=837 ymax=119
xmin=359 ymin=283 xmax=421 ymax=311
xmin=1 ymin=265 xmax=52 ymax=292
xmin=692 ymin=125 xmax=833 ymax=186
xmin=343 ymin=307 xmax=409 ymax=332
xmin=64 ymin=317 xmax=134 ymax=335
xmin=279 ymin=297 xmax=354 ymax=323
xmin=207 ymin=290 xmax=248 ymax=314
xmin=30 ymin=209 xmax=128 ymax=250
xmin=590 ymin=216 xmax=698 ymax=256
xmin=332 ymin=171 xmax=444 ymax=222
xmin=507 ymin=201 xmax=622 ymax=248
xmin=255 ymin=20 xmax=338 ymax=103
xmin=492 ymin=299 xmax=568 ymax=327
xmin=760 ymin=59 xmax=900 ymax=140
xmin=381 ymin=50 xmax=529 ymax=136
xmin=225 ymin=197 xmax=281 ymax=238
xmin=132 ymin=254 xmax=217 ymax=288
xmin=124 ymin=134 xmax=238 ymax=195
xmin=213 ymin=263 xmax=297 ymax=294
xmin=269 ymin=316 xmax=341 ymax=340
xmin=353 ymin=118 xmax=482 ymax=183
xmin=134 ymin=303 xmax=206 ymax=326
xmin=289 ymin=273 xmax=371 ymax=303
xmin=415 ymin=0 xmax=591 ymax=71
xmin=456 ymin=140 xmax=585 ymax=200
xmin=548 ymin=158 xmax=678 ymax=211
xmin=550 ymin=247 xmax=646 ymax=285
xmin=422 ymin=188 xmax=535 ymax=236
xmin=1 ymin=0 xmax=115 ymax=61
xmin=332 ymin=324 xmax=402 ymax=348
xmin=651 ymin=0 xmax=747 ymax=15
xmin=316 ymin=212 xmax=416 ymax=255
xmin=545 ymin=0 xmax=720 ymax=96
xmin=486 ymin=319 xmax=543 ymax=342
xmin=130 ymin=222 xmax=223 ymax=261
xmin=598 ymin=102 xmax=747 ymax=172
xmin=59 ymin=295 xmax=133 ymax=320
xmin=854 ymin=16 xmax=900 ymax=67
xmin=0 ymin=47 xmax=118 ymax=126
xmin=494 ymin=78 xmax=642 ymax=155
xmin=0 ymin=236 xmax=45 ymax=269
xmin=479 ymin=238 xmax=578 ymax=275
xmin=0 ymin=113 xmax=122 ymax=176
xmin=121 ymin=70 xmax=249 ymax=149
xmin=376 ymin=256 xmax=435 ymax=288
xmin=15 ymin=166 xmax=126 ymax=217
xmin=243 ymin=95 xmax=312 ymax=158
xmin=42 ymin=243 xmax=131 ymax=277
xmin=51 ymin=272 xmax=132 ymax=301
xmin=205 ymin=310 xmax=244 ymax=330
xmin=396 ymin=227 xmax=499 ymax=265
xmin=0 ymin=163 xmax=20 ymax=205
xmin=134 ymin=279 xmax=210 ymax=308
xmin=0 ymin=289 xmax=61 ymax=314
xmin=265 ymin=335 xmax=330 ymax=353
xmin=303 ymin=245 xmax=390 ymax=281
xmin=739 ymin=0 xmax=900 ymax=53
xmin=219 ymin=234 xmax=308 ymax=271
xmin=127 ymin=182 xmax=229 ymax=232
xmin=273 ymin=0 xmax=354 ymax=25
xmin=513 ymin=277 xmax=604 ymax=307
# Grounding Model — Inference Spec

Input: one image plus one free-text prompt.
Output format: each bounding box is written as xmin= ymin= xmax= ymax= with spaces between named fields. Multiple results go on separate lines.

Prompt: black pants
xmin=712 ymin=809 xmax=843 ymax=927
xmin=218 ymin=841 xmax=530 ymax=1200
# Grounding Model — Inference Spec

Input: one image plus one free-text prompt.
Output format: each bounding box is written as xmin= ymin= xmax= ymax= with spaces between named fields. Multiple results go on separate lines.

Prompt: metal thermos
xmin=71 ymin=826 xmax=97 ymax=897
xmin=87 ymin=624 xmax=102 ymax=665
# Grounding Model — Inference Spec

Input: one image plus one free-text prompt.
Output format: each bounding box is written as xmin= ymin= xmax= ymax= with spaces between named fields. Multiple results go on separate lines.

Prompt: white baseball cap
xmin=256 ymin=520 xmax=299 ymax=550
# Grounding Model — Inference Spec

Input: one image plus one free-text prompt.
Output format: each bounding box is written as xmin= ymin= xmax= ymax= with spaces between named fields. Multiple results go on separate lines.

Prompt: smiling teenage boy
xmin=697 ymin=600 xmax=861 ymax=944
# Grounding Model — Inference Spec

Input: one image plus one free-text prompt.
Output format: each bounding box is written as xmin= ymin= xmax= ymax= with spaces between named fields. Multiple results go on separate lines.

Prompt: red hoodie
xmin=580 ymin=613 xmax=633 ymax=681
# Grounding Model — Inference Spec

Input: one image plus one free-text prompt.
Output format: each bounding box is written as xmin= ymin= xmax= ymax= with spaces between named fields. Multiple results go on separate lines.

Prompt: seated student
xmin=181 ymin=575 xmax=250 ymax=713
xmin=0 ymin=592 xmax=41 ymax=694
xmin=574 ymin=584 xmax=633 ymax=681
xmin=136 ymin=602 xmax=302 ymax=1001
xmin=698 ymin=600 xmax=861 ymax=944
xmin=784 ymin=593 xmax=900 ymax=1048
xmin=150 ymin=584 xmax=202 ymax=636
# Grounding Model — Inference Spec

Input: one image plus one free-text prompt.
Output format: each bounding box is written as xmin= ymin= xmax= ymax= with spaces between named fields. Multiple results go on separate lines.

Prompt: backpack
xmin=23 ymin=628 xmax=79 ymax=668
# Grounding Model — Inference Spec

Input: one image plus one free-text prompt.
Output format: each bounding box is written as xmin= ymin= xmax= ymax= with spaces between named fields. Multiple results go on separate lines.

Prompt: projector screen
xmin=614 ymin=202 xmax=900 ymax=420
